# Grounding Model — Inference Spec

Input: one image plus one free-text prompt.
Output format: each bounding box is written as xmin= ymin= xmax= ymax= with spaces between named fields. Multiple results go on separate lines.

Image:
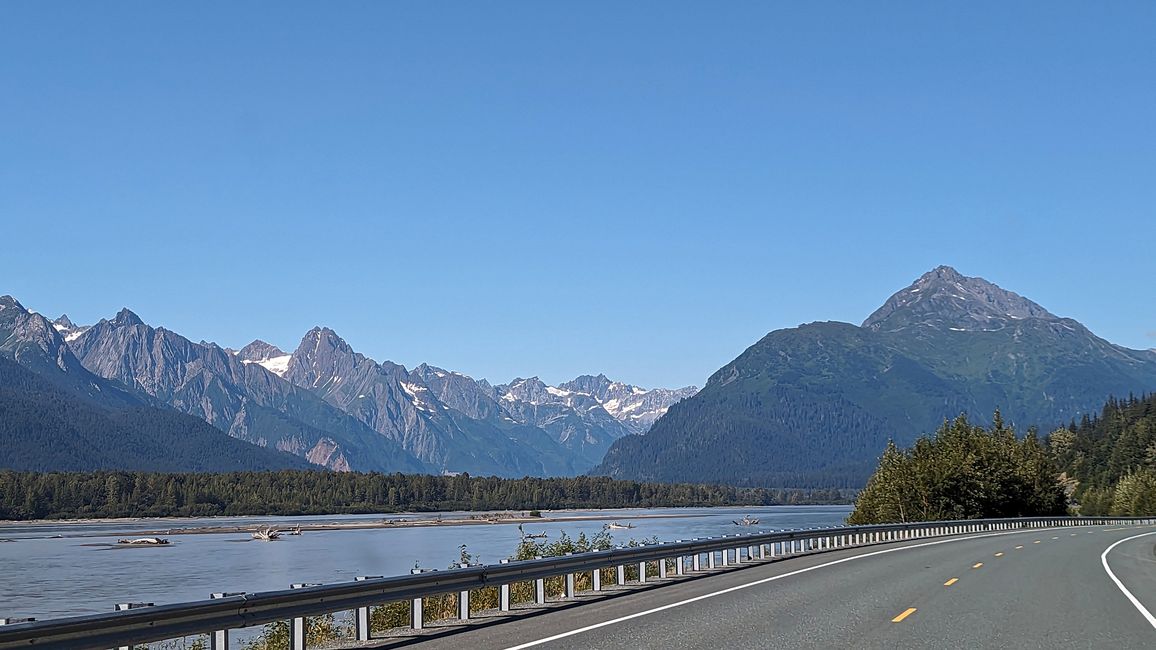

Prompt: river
xmin=0 ymin=505 xmax=851 ymax=626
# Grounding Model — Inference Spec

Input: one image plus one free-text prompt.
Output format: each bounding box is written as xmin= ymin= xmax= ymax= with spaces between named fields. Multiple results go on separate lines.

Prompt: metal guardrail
xmin=0 ymin=516 xmax=1151 ymax=649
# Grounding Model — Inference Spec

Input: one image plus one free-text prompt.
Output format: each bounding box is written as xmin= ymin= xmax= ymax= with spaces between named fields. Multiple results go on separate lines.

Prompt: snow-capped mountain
xmin=66 ymin=310 xmax=426 ymax=473
xmin=280 ymin=328 xmax=581 ymax=477
xmin=16 ymin=296 xmax=696 ymax=477
xmin=51 ymin=314 xmax=90 ymax=343
xmin=559 ymin=374 xmax=698 ymax=434
xmin=494 ymin=376 xmax=633 ymax=466
xmin=236 ymin=340 xmax=291 ymax=377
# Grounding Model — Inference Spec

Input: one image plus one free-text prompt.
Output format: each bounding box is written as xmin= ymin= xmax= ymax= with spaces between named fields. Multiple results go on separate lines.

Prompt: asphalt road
xmin=376 ymin=524 xmax=1156 ymax=649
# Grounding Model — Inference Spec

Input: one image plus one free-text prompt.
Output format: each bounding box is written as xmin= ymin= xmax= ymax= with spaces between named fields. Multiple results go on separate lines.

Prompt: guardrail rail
xmin=1 ymin=516 xmax=1151 ymax=650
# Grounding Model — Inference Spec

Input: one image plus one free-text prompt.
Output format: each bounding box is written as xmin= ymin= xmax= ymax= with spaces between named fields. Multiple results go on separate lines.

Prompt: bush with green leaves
xmin=848 ymin=412 xmax=1066 ymax=524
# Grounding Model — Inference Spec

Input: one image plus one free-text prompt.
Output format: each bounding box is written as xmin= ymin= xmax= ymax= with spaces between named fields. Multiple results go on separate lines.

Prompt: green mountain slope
xmin=592 ymin=267 xmax=1156 ymax=488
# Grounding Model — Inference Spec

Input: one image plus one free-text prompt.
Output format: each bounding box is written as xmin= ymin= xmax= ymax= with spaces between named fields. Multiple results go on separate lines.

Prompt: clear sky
xmin=2 ymin=2 xmax=1154 ymax=389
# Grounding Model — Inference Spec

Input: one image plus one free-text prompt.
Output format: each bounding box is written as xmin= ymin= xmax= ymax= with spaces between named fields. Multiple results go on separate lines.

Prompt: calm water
xmin=0 ymin=505 xmax=850 ymax=623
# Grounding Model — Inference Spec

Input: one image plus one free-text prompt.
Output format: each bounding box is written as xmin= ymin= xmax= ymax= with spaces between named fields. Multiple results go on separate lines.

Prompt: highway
xmin=378 ymin=524 xmax=1156 ymax=649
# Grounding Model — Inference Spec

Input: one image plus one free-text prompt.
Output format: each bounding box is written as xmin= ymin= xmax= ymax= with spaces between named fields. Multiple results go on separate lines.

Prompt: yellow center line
xmin=1033 ymin=540 xmax=1041 ymax=544
xmin=972 ymin=562 xmax=984 ymax=569
xmin=994 ymin=552 xmax=1004 ymax=557
xmin=944 ymin=577 xmax=958 ymax=586
xmin=1051 ymin=536 xmax=1059 ymax=540
xmin=892 ymin=607 xmax=918 ymax=623
xmin=1015 ymin=545 xmax=1024 ymax=549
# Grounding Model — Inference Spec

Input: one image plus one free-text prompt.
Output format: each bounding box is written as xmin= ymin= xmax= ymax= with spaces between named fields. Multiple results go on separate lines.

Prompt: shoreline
xmin=1 ymin=504 xmax=849 ymax=529
xmin=0 ymin=504 xmax=852 ymax=538
xmin=126 ymin=512 xmax=706 ymax=537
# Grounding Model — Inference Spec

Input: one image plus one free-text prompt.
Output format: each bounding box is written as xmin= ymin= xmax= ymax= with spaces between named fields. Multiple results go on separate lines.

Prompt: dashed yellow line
xmin=1033 ymin=540 xmax=1042 ymax=544
xmin=994 ymin=552 xmax=1004 ymax=557
xmin=892 ymin=607 xmax=918 ymax=623
xmin=1051 ymin=536 xmax=1059 ymax=540
xmin=972 ymin=562 xmax=984 ymax=569
xmin=944 ymin=578 xmax=958 ymax=586
xmin=1015 ymin=545 xmax=1024 ymax=549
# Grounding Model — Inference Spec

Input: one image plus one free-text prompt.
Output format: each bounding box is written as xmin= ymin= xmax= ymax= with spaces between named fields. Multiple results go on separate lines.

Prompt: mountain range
xmin=8 ymin=265 xmax=1153 ymax=488
xmin=592 ymin=266 xmax=1156 ymax=488
xmin=0 ymin=296 xmax=312 ymax=472
xmin=2 ymin=295 xmax=696 ymax=476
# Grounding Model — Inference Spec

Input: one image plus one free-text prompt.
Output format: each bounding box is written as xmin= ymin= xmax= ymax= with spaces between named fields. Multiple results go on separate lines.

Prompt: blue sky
xmin=2 ymin=3 xmax=1154 ymax=389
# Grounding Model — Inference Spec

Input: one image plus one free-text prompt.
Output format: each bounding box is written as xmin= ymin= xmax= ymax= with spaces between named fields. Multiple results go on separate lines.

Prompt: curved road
xmin=379 ymin=524 xmax=1156 ymax=649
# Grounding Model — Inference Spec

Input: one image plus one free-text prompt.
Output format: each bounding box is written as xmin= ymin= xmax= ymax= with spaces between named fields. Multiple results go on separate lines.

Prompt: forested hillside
xmin=1052 ymin=393 xmax=1156 ymax=515
xmin=848 ymin=394 xmax=1156 ymax=524
xmin=0 ymin=471 xmax=846 ymax=520
xmin=594 ymin=267 xmax=1156 ymax=489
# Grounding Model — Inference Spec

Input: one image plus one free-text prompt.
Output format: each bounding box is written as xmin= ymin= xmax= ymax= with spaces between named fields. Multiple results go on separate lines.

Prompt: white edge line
xmin=504 ymin=525 xmax=1083 ymax=650
xmin=1100 ymin=530 xmax=1156 ymax=630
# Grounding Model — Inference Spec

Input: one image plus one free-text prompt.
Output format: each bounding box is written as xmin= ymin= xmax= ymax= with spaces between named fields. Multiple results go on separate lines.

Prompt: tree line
xmin=1051 ymin=393 xmax=1156 ymax=516
xmin=0 ymin=471 xmax=848 ymax=520
xmin=849 ymin=393 xmax=1156 ymax=524
xmin=847 ymin=411 xmax=1066 ymax=524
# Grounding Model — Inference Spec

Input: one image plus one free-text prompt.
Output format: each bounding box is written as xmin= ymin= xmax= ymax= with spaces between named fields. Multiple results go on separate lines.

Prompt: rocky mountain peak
xmin=236 ymin=339 xmax=291 ymax=376
xmin=862 ymin=266 xmax=1056 ymax=333
xmin=561 ymin=374 xmax=614 ymax=396
xmin=53 ymin=314 xmax=75 ymax=330
xmin=301 ymin=326 xmax=354 ymax=355
xmin=237 ymin=339 xmax=287 ymax=362
xmin=112 ymin=308 xmax=144 ymax=327
xmin=501 ymin=376 xmax=550 ymax=401
xmin=0 ymin=295 xmax=25 ymax=311
xmin=285 ymin=326 xmax=369 ymax=389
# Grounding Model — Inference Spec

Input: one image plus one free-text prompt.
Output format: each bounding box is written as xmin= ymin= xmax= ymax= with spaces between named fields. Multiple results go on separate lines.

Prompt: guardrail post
xmin=289 ymin=583 xmax=320 ymax=650
xmin=412 ymin=594 xmax=424 ymax=630
xmin=457 ymin=564 xmax=472 ymax=619
xmin=565 ymin=554 xmax=577 ymax=599
xmin=708 ymin=548 xmax=717 ymax=569
xmin=409 ymin=569 xmax=433 ymax=630
xmin=210 ymin=592 xmax=245 ymax=649
xmin=659 ymin=556 xmax=668 ymax=578
xmin=593 ymin=565 xmax=603 ymax=591
xmin=351 ymin=578 xmax=380 ymax=641
xmin=499 ymin=560 xmax=512 ymax=611
xmin=692 ymin=550 xmax=701 ymax=571
xmin=114 ymin=603 xmax=154 ymax=650
xmin=617 ymin=562 xmax=626 ymax=585
xmin=639 ymin=560 xmax=647 ymax=583
xmin=532 ymin=557 xmax=546 ymax=604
